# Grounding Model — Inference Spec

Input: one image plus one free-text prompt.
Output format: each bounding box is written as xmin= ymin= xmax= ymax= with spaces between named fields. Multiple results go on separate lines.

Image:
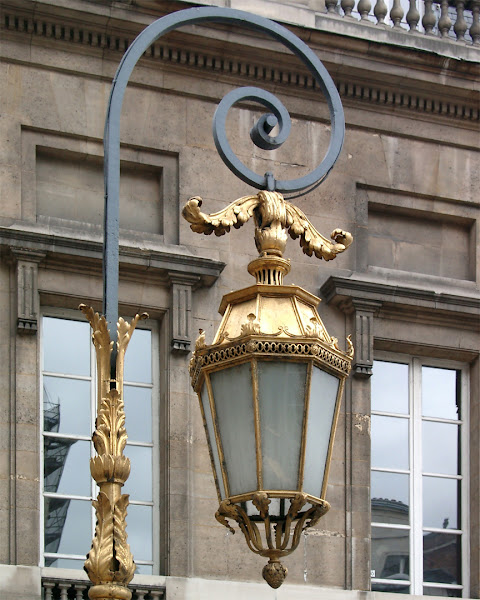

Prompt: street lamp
xmin=79 ymin=6 xmax=353 ymax=599
xmin=184 ymin=191 xmax=353 ymax=588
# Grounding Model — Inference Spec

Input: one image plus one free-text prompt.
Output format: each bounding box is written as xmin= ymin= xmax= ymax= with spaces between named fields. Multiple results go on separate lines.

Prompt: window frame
xmin=370 ymin=352 xmax=470 ymax=597
xmin=39 ymin=307 xmax=161 ymax=574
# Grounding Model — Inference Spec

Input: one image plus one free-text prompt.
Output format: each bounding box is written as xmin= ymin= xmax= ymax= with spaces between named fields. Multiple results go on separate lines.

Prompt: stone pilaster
xmin=9 ymin=248 xmax=46 ymax=334
xmin=168 ymin=273 xmax=200 ymax=354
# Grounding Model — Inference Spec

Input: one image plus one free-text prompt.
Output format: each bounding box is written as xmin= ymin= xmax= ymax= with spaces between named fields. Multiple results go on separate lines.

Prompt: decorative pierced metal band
xmin=190 ymin=338 xmax=351 ymax=389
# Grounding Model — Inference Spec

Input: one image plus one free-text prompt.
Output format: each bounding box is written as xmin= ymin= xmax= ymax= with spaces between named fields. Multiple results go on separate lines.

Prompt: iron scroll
xmin=103 ymin=7 xmax=345 ymax=345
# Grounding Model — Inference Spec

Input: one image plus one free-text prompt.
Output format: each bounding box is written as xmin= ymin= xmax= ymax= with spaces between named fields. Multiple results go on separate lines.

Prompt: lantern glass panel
xmin=257 ymin=360 xmax=308 ymax=491
xmin=201 ymin=383 xmax=226 ymax=500
xmin=210 ymin=362 xmax=257 ymax=496
xmin=303 ymin=367 xmax=340 ymax=499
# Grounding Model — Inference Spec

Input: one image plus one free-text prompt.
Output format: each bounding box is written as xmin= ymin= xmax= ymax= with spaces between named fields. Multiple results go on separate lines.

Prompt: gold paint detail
xmin=80 ymin=306 xmax=148 ymax=598
xmin=347 ymin=334 xmax=354 ymax=357
xmin=182 ymin=191 xmax=353 ymax=265
xmin=215 ymin=491 xmax=330 ymax=589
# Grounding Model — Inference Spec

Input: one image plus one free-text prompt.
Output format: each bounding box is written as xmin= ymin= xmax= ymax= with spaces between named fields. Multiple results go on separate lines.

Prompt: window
xmin=370 ymin=358 xmax=468 ymax=597
xmin=41 ymin=313 xmax=158 ymax=574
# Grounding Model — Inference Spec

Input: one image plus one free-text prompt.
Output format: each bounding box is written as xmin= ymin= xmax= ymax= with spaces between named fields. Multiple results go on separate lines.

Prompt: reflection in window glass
xmin=44 ymin=498 xmax=92 ymax=555
xmin=43 ymin=377 xmax=90 ymax=436
xmin=423 ymin=587 xmax=461 ymax=597
xmin=371 ymin=415 xmax=409 ymax=470
xmin=371 ymin=359 xmax=465 ymax=596
xmin=124 ymin=329 xmax=152 ymax=384
xmin=123 ymin=445 xmax=153 ymax=502
xmin=42 ymin=315 xmax=156 ymax=573
xmin=422 ymin=367 xmax=459 ymax=420
xmin=371 ymin=583 xmax=410 ymax=594
xmin=371 ymin=526 xmax=410 ymax=582
xmin=371 ymin=472 xmax=409 ymax=525
xmin=372 ymin=361 xmax=409 ymax=414
xmin=423 ymin=477 xmax=459 ymax=530
xmin=423 ymin=531 xmax=461 ymax=585
xmin=44 ymin=438 xmax=91 ymax=496
xmin=43 ymin=317 xmax=90 ymax=376
xmin=124 ymin=386 xmax=152 ymax=443
xmin=127 ymin=504 xmax=153 ymax=562
xmin=423 ymin=421 xmax=459 ymax=476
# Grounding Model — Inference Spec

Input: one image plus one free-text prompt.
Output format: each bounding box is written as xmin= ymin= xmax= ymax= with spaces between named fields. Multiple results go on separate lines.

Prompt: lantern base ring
xmin=215 ymin=491 xmax=330 ymax=588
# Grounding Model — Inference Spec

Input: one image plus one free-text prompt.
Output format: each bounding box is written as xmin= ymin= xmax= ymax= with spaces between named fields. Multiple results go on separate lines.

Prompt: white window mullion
xmin=460 ymin=365 xmax=470 ymax=598
xmin=411 ymin=358 xmax=423 ymax=595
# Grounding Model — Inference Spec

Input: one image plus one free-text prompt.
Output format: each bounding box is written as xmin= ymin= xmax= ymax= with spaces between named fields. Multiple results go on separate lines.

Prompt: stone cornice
xmin=1 ymin=1 xmax=478 ymax=124
xmin=0 ymin=226 xmax=225 ymax=287
xmin=321 ymin=275 xmax=480 ymax=331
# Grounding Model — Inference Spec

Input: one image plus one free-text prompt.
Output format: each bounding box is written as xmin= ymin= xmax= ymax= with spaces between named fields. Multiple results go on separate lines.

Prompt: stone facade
xmin=0 ymin=0 xmax=479 ymax=598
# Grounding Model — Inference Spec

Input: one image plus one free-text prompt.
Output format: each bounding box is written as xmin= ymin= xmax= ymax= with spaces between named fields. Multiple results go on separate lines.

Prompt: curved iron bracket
xmin=103 ymin=6 xmax=345 ymax=351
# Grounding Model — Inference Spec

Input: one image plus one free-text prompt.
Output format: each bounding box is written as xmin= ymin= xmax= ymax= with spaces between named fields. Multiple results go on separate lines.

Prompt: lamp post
xmin=80 ymin=6 xmax=353 ymax=599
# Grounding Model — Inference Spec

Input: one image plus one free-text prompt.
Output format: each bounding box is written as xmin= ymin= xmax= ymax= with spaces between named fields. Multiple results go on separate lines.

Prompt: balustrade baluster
xmin=135 ymin=590 xmax=148 ymax=600
xmin=390 ymin=0 xmax=405 ymax=28
xmin=406 ymin=0 xmax=420 ymax=31
xmin=357 ymin=0 xmax=372 ymax=20
xmin=438 ymin=0 xmax=452 ymax=36
xmin=325 ymin=0 xmax=339 ymax=13
xmin=422 ymin=0 xmax=437 ymax=35
xmin=341 ymin=0 xmax=356 ymax=17
xmin=374 ymin=0 xmax=389 ymax=25
xmin=454 ymin=0 xmax=468 ymax=41
xmin=43 ymin=582 xmax=55 ymax=600
xmin=150 ymin=592 xmax=164 ymax=599
xmin=469 ymin=0 xmax=480 ymax=44
xmin=75 ymin=584 xmax=87 ymax=599
xmin=59 ymin=582 xmax=70 ymax=600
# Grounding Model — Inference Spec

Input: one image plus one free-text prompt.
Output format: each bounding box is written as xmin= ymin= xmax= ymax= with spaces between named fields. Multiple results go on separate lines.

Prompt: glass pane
xmin=210 ymin=363 xmax=257 ymax=496
xmin=200 ymin=384 xmax=226 ymax=500
xmin=124 ymin=328 xmax=152 ymax=384
xmin=423 ymin=477 xmax=459 ymax=530
xmin=43 ymin=317 xmax=90 ymax=376
xmin=422 ymin=367 xmax=459 ymax=420
xmin=44 ymin=438 xmax=91 ymax=496
xmin=44 ymin=557 xmax=86 ymax=569
xmin=44 ymin=498 xmax=92 ymax=555
xmin=124 ymin=386 xmax=152 ymax=443
xmin=423 ymin=421 xmax=459 ymax=476
xmin=372 ymin=361 xmax=409 ymax=414
xmin=303 ymin=367 xmax=339 ymax=498
xmin=423 ymin=531 xmax=461 ymax=584
xmin=371 ymin=415 xmax=409 ymax=470
xmin=43 ymin=377 xmax=90 ymax=436
xmin=135 ymin=564 xmax=153 ymax=575
xmin=123 ymin=445 xmax=152 ymax=502
xmin=371 ymin=472 xmax=409 ymax=525
xmin=423 ymin=587 xmax=461 ymax=597
xmin=127 ymin=504 xmax=152 ymax=562
xmin=371 ymin=582 xmax=410 ymax=594
xmin=371 ymin=526 xmax=410 ymax=582
xmin=258 ymin=361 xmax=308 ymax=491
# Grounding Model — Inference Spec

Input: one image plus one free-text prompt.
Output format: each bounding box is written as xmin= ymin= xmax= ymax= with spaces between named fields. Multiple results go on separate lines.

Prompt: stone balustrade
xmin=323 ymin=0 xmax=479 ymax=43
xmin=41 ymin=577 xmax=166 ymax=600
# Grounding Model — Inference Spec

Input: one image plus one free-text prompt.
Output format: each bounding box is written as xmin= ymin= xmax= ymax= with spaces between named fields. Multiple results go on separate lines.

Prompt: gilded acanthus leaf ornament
xmin=84 ymin=492 xmax=115 ymax=585
xmin=182 ymin=195 xmax=260 ymax=236
xmin=182 ymin=191 xmax=353 ymax=261
xmin=80 ymin=307 xmax=148 ymax=599
xmin=113 ymin=495 xmax=136 ymax=583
